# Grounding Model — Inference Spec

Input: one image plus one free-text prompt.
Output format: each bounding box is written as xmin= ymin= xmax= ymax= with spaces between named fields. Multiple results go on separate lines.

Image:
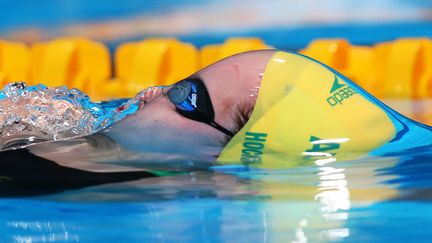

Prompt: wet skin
xmin=27 ymin=50 xmax=277 ymax=172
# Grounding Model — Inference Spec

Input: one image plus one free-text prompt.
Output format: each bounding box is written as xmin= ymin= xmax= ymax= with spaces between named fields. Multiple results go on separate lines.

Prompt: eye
xmin=168 ymin=79 xmax=193 ymax=105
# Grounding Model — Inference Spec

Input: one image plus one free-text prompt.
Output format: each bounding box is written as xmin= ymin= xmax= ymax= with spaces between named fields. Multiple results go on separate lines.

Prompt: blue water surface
xmin=1 ymin=149 xmax=432 ymax=242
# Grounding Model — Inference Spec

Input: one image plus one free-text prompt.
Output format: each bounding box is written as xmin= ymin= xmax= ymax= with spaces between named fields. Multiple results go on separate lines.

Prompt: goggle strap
xmin=209 ymin=121 xmax=234 ymax=137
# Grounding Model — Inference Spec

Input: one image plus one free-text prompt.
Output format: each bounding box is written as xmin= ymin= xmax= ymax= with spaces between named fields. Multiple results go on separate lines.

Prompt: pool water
xmin=1 ymin=116 xmax=432 ymax=242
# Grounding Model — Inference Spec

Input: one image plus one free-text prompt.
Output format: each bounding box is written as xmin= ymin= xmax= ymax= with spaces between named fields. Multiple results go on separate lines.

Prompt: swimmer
xmin=1 ymin=49 xmax=432 ymax=189
xmin=1 ymin=50 xmax=274 ymax=172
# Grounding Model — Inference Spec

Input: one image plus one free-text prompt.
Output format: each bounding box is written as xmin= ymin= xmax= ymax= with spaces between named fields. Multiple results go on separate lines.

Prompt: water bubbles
xmin=0 ymin=82 xmax=141 ymax=150
xmin=3 ymin=82 xmax=27 ymax=102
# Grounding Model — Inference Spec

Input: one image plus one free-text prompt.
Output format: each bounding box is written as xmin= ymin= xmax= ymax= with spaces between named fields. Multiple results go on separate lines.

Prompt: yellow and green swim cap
xmin=217 ymin=51 xmax=396 ymax=168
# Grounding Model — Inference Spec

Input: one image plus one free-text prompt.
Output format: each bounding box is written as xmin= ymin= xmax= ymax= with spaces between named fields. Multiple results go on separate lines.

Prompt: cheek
xmin=168 ymin=113 xmax=222 ymax=143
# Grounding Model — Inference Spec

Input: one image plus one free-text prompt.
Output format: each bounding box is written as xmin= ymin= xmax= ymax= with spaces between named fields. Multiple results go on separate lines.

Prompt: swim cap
xmin=217 ymin=51 xmax=396 ymax=168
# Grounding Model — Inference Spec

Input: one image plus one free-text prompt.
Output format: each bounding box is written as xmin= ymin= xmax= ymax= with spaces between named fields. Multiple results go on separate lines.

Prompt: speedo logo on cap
xmin=326 ymin=75 xmax=358 ymax=107
xmin=240 ymin=132 xmax=267 ymax=164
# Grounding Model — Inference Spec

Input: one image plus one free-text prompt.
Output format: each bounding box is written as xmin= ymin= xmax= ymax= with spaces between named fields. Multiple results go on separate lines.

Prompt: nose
xmin=137 ymin=85 xmax=170 ymax=109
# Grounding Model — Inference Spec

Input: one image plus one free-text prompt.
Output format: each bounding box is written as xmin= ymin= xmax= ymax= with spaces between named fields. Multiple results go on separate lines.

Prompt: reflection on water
xmin=311 ymin=150 xmax=351 ymax=241
xmin=3 ymin=152 xmax=429 ymax=242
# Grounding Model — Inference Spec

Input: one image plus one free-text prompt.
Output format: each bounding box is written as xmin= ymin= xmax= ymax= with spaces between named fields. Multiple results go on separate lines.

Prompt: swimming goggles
xmin=168 ymin=78 xmax=234 ymax=137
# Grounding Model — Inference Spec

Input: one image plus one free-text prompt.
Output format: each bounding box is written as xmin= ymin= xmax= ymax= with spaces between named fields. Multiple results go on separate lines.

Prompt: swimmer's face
xmin=106 ymin=50 xmax=276 ymax=162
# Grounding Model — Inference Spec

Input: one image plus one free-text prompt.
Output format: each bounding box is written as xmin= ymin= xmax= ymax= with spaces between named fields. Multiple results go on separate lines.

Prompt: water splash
xmin=0 ymin=82 xmax=144 ymax=150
